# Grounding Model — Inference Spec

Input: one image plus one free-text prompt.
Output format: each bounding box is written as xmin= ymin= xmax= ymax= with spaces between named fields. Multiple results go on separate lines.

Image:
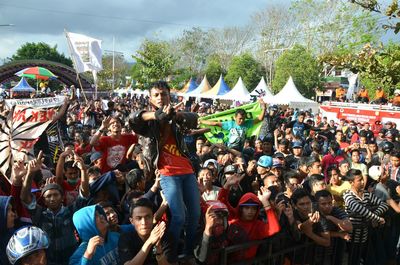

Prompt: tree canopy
xmin=272 ymin=45 xmax=322 ymax=97
xmin=225 ymin=53 xmax=263 ymax=91
xmin=11 ymin=42 xmax=73 ymax=67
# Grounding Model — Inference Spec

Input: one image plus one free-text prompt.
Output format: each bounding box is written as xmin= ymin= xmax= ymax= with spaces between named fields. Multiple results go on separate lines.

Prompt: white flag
xmin=66 ymin=31 xmax=103 ymax=73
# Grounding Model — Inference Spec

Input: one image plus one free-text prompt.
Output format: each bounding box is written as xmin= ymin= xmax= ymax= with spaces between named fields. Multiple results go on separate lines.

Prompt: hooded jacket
xmin=69 ymin=205 xmax=119 ymax=265
xmin=218 ymin=190 xmax=280 ymax=262
xmin=0 ymin=196 xmax=13 ymax=265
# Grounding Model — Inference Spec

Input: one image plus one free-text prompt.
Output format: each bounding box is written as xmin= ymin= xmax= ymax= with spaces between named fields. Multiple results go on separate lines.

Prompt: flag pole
xmin=64 ymin=29 xmax=88 ymax=103
xmin=112 ymin=36 xmax=115 ymax=94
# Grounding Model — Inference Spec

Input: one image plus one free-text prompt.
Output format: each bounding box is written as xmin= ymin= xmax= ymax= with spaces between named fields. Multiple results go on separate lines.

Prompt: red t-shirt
xmin=74 ymin=143 xmax=92 ymax=156
xmin=62 ymin=179 xmax=81 ymax=206
xmin=158 ymin=134 xmax=194 ymax=176
xmin=95 ymin=134 xmax=138 ymax=173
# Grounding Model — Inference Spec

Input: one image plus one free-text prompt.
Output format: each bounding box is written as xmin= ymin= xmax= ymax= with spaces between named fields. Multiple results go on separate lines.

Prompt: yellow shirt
xmin=327 ymin=181 xmax=351 ymax=209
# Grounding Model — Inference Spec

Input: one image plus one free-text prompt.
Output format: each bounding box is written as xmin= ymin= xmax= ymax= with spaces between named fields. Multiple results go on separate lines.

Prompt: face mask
xmin=67 ymin=178 xmax=79 ymax=186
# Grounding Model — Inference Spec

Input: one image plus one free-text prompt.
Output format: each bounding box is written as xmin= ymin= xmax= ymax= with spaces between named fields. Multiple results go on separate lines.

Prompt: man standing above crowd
xmin=129 ymin=81 xmax=200 ymax=261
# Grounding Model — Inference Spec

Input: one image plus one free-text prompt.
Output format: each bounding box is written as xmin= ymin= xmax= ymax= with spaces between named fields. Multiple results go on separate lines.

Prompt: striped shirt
xmin=343 ymin=190 xmax=388 ymax=243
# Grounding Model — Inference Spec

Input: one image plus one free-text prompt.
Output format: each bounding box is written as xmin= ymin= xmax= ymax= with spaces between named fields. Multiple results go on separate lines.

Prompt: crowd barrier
xmin=214 ymin=225 xmax=385 ymax=265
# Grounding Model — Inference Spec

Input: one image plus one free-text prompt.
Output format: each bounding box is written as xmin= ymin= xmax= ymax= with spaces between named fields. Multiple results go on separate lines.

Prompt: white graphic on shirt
xmin=107 ymin=145 xmax=125 ymax=168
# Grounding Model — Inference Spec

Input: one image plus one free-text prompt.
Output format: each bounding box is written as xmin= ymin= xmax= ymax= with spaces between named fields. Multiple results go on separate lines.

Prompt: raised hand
xmin=84 ymin=235 xmax=104 ymax=259
xmin=27 ymin=151 xmax=44 ymax=174
xmin=204 ymin=206 xmax=218 ymax=236
xmin=148 ymin=221 xmax=166 ymax=245
xmin=257 ymin=186 xmax=272 ymax=205
xmin=101 ymin=116 xmax=112 ymax=130
xmin=12 ymin=160 xmax=27 ymax=185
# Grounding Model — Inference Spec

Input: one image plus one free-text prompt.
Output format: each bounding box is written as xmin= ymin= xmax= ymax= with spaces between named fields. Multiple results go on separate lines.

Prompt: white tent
xmin=186 ymin=75 xmax=211 ymax=97
xmin=263 ymin=76 xmax=319 ymax=113
xmin=219 ymin=77 xmax=251 ymax=101
xmin=251 ymin=77 xmax=273 ymax=99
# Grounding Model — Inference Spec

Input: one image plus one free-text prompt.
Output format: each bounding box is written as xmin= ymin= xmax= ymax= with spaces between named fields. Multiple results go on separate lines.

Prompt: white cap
xmin=369 ymin=165 xmax=381 ymax=181
xmin=203 ymin=159 xmax=217 ymax=168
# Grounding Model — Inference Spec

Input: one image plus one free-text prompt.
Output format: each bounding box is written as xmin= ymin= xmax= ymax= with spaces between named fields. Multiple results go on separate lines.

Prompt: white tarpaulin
xmin=5 ymin=96 xmax=65 ymax=108
xmin=220 ymin=77 xmax=251 ymax=101
xmin=263 ymin=76 xmax=319 ymax=113
xmin=251 ymin=77 xmax=273 ymax=100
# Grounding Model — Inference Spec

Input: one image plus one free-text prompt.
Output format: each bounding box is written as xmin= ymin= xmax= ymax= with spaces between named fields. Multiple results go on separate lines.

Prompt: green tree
xmin=272 ymin=45 xmax=322 ymax=97
xmin=350 ymin=0 xmax=400 ymax=33
xmin=225 ymin=53 xmax=263 ymax=91
xmin=97 ymin=53 xmax=130 ymax=90
xmin=204 ymin=55 xmax=225 ymax=86
xmin=11 ymin=42 xmax=73 ymax=66
xmin=131 ymin=39 xmax=176 ymax=86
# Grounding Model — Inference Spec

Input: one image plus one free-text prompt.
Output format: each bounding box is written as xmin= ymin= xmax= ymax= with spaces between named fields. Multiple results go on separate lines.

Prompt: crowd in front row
xmin=1 ymin=81 xmax=400 ymax=265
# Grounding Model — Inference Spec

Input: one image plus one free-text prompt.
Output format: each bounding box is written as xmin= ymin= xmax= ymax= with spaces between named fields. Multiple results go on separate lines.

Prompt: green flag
xmin=199 ymin=102 xmax=263 ymax=144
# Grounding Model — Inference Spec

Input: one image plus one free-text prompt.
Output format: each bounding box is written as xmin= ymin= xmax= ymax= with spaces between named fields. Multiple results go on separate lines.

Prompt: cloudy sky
xmin=0 ymin=0 xmax=283 ymax=63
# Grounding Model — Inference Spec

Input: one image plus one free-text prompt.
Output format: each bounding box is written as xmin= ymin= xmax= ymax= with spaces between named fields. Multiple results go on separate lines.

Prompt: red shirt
xmin=74 ymin=143 xmax=92 ymax=156
xmin=95 ymin=134 xmax=138 ymax=173
xmin=61 ymin=179 xmax=81 ymax=206
xmin=158 ymin=134 xmax=194 ymax=176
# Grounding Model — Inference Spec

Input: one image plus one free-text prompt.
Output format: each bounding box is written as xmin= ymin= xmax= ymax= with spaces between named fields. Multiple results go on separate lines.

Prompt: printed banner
xmin=66 ymin=31 xmax=103 ymax=73
xmin=0 ymin=105 xmax=57 ymax=177
xmin=5 ymin=96 xmax=65 ymax=108
xmin=199 ymin=102 xmax=262 ymax=144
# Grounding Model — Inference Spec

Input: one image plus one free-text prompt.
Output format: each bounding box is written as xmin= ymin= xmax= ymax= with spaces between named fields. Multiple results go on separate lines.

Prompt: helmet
xmin=268 ymin=105 xmax=278 ymax=112
xmin=7 ymin=226 xmax=49 ymax=265
xmin=381 ymin=141 xmax=394 ymax=153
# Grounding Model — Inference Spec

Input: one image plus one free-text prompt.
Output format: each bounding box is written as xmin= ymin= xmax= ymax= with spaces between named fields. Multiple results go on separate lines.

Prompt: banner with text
xmin=199 ymin=102 xmax=262 ymax=144
xmin=0 ymin=105 xmax=57 ymax=178
xmin=5 ymin=96 xmax=65 ymax=108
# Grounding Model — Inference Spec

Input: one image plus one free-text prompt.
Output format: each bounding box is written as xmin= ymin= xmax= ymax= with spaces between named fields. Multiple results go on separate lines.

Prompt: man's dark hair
xmin=235 ymin=109 xmax=246 ymax=117
xmin=64 ymin=142 xmax=74 ymax=148
xmin=196 ymin=136 xmax=206 ymax=142
xmin=309 ymin=174 xmax=325 ymax=188
xmin=326 ymin=165 xmax=338 ymax=177
xmin=315 ymin=190 xmax=333 ymax=202
xmin=88 ymin=166 xmax=101 ymax=176
xmin=347 ymin=169 xmax=362 ymax=181
xmin=390 ymin=151 xmax=400 ymax=159
xmin=329 ymin=141 xmax=340 ymax=153
xmin=129 ymin=197 xmax=154 ymax=216
xmin=291 ymin=188 xmax=311 ymax=205
xmin=64 ymin=160 xmax=78 ymax=171
xmin=306 ymin=156 xmax=320 ymax=168
xmin=97 ymin=201 xmax=114 ymax=209
xmin=350 ymin=149 xmax=360 ymax=156
xmin=148 ymin=81 xmax=170 ymax=93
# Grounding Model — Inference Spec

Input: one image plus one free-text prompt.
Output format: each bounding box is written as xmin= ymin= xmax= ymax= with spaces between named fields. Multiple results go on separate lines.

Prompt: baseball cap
xmin=273 ymin=152 xmax=285 ymax=159
xmin=272 ymin=158 xmax=284 ymax=168
xmin=257 ymin=156 xmax=273 ymax=168
xmin=204 ymin=159 xmax=217 ymax=168
xmin=41 ymin=183 xmax=63 ymax=196
xmin=239 ymin=199 xmax=260 ymax=207
xmin=90 ymin=152 xmax=102 ymax=164
xmin=292 ymin=141 xmax=303 ymax=149
xmin=224 ymin=165 xmax=236 ymax=174
xmin=126 ymin=168 xmax=145 ymax=188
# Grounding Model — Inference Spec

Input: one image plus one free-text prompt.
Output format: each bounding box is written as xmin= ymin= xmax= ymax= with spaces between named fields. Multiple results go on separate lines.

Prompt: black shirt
xmin=118 ymin=229 xmax=177 ymax=265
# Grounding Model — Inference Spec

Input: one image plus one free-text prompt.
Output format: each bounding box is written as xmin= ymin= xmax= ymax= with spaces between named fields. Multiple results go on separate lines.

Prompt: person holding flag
xmin=199 ymin=99 xmax=266 ymax=151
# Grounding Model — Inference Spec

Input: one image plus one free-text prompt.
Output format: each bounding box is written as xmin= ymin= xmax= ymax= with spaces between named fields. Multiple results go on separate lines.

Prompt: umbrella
xmin=15 ymin=66 xmax=57 ymax=80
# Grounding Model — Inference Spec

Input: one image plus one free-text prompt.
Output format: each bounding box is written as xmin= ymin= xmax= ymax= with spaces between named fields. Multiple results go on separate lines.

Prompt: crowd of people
xmin=1 ymin=80 xmax=400 ymax=265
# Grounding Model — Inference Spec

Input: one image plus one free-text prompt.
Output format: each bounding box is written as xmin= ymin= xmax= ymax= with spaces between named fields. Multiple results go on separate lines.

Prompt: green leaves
xmin=131 ymin=39 xmax=176 ymax=86
xmin=11 ymin=42 xmax=72 ymax=67
xmin=272 ymin=45 xmax=322 ymax=98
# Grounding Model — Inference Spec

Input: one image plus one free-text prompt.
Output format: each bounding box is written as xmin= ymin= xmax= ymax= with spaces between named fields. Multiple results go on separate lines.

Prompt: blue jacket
xmin=69 ymin=205 xmax=119 ymax=265
xmin=0 ymin=196 xmax=13 ymax=265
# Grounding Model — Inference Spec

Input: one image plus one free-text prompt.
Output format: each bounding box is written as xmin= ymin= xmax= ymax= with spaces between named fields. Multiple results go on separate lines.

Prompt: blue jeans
xmin=160 ymin=173 xmax=200 ymax=256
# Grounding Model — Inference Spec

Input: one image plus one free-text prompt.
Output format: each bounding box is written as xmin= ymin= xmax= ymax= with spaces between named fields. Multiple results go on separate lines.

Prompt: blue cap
xmin=90 ymin=152 xmax=102 ymax=163
xmin=292 ymin=141 xmax=303 ymax=148
xmin=257 ymin=155 xmax=272 ymax=168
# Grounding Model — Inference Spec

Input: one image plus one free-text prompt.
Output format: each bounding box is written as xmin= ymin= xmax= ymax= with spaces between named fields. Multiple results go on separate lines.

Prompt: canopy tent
xmin=220 ymin=77 xmax=251 ymax=101
xmin=251 ymin=77 xmax=273 ymax=99
xmin=11 ymin=77 xmax=35 ymax=93
xmin=201 ymin=75 xmax=230 ymax=98
xmin=180 ymin=77 xmax=198 ymax=94
xmin=186 ymin=75 xmax=211 ymax=97
xmin=263 ymin=76 xmax=319 ymax=113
